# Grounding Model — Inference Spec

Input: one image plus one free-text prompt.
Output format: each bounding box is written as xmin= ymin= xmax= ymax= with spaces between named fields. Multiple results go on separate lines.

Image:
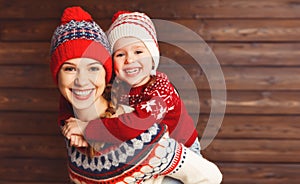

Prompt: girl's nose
xmin=125 ymin=53 xmax=135 ymax=64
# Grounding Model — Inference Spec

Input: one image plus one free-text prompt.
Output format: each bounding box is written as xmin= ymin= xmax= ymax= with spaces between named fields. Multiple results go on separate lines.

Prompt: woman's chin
xmin=70 ymin=100 xmax=94 ymax=111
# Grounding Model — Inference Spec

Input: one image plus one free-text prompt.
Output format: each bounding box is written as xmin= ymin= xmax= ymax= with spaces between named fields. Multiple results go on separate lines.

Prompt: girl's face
xmin=58 ymin=58 xmax=106 ymax=110
xmin=113 ymin=37 xmax=153 ymax=87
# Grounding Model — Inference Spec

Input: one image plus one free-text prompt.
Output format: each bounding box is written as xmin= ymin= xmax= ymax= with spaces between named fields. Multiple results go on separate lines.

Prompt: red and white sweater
xmin=67 ymin=124 xmax=222 ymax=184
xmin=85 ymin=72 xmax=198 ymax=147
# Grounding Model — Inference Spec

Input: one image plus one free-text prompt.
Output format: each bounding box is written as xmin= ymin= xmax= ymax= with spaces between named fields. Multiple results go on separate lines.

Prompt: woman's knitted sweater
xmin=67 ymin=124 xmax=181 ymax=183
xmin=67 ymin=123 xmax=222 ymax=184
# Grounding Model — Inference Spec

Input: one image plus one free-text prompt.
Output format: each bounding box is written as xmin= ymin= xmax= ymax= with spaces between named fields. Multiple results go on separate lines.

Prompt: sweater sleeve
xmin=143 ymin=74 xmax=198 ymax=147
xmin=84 ymin=82 xmax=175 ymax=144
xmin=84 ymin=110 xmax=157 ymax=143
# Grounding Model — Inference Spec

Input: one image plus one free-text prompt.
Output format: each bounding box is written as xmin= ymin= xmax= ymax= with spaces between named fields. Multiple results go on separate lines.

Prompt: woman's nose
xmin=74 ymin=70 xmax=89 ymax=87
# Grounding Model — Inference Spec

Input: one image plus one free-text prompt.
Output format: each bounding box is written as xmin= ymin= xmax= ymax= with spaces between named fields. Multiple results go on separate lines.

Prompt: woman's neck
xmin=73 ymin=96 xmax=108 ymax=122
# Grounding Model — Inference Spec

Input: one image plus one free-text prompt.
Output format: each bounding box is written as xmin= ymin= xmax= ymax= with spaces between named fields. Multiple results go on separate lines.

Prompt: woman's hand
xmin=62 ymin=117 xmax=89 ymax=139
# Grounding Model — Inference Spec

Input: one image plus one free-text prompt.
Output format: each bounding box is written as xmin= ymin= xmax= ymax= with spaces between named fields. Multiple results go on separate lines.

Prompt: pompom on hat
xmin=107 ymin=11 xmax=159 ymax=75
xmin=50 ymin=6 xmax=112 ymax=83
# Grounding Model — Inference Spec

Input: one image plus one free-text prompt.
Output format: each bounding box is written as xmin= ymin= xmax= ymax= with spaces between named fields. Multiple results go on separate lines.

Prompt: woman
xmin=50 ymin=6 xmax=222 ymax=184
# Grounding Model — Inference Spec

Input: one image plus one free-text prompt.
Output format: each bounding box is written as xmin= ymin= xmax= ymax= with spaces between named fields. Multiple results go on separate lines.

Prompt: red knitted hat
xmin=50 ymin=6 xmax=112 ymax=83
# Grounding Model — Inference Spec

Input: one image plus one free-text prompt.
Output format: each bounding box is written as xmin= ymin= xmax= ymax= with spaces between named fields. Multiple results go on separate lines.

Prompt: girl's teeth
xmin=73 ymin=89 xmax=92 ymax=96
xmin=125 ymin=68 xmax=139 ymax=74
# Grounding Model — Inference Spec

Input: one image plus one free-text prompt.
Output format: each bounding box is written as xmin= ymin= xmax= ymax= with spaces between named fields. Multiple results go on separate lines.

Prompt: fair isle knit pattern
xmin=120 ymin=72 xmax=177 ymax=114
xmin=119 ymin=72 xmax=199 ymax=147
xmin=67 ymin=124 xmax=183 ymax=183
xmin=50 ymin=20 xmax=110 ymax=54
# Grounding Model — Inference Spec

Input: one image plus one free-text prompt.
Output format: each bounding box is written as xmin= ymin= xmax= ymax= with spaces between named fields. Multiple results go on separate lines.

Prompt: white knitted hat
xmin=107 ymin=11 xmax=159 ymax=75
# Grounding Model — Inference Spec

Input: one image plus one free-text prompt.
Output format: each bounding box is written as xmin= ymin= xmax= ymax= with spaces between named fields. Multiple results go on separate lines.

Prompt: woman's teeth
xmin=72 ymin=89 xmax=93 ymax=96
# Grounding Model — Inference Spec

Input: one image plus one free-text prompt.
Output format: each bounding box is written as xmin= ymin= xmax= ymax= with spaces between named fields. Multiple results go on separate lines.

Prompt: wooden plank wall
xmin=1 ymin=0 xmax=300 ymax=183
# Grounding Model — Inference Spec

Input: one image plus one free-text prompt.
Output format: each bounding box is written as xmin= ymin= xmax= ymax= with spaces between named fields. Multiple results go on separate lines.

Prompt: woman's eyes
xmin=62 ymin=66 xmax=101 ymax=72
xmin=89 ymin=66 xmax=100 ymax=72
xmin=63 ymin=66 xmax=76 ymax=72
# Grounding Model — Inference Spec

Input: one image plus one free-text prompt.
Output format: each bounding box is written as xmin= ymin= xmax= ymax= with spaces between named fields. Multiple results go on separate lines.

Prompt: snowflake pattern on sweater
xmin=119 ymin=72 xmax=198 ymax=147
xmin=84 ymin=72 xmax=198 ymax=149
xmin=121 ymin=72 xmax=177 ymax=120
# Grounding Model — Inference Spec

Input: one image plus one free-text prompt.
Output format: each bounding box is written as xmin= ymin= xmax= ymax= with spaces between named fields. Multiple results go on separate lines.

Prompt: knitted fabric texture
xmin=120 ymin=72 xmax=198 ymax=147
xmin=50 ymin=6 xmax=112 ymax=83
xmin=67 ymin=123 xmax=183 ymax=183
xmin=107 ymin=11 xmax=159 ymax=75
xmin=84 ymin=72 xmax=198 ymax=147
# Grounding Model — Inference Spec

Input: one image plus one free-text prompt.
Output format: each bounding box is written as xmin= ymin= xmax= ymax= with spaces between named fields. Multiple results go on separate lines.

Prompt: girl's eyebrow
xmin=133 ymin=45 xmax=146 ymax=49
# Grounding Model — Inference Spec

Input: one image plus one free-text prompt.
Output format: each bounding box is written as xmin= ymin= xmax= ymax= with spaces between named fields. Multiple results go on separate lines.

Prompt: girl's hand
xmin=112 ymin=104 xmax=134 ymax=117
xmin=70 ymin=135 xmax=89 ymax=147
xmin=62 ymin=117 xmax=88 ymax=139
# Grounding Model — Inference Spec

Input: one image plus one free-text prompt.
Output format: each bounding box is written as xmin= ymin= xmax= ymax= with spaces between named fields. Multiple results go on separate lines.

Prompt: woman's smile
xmin=58 ymin=58 xmax=106 ymax=110
xmin=71 ymin=88 xmax=94 ymax=100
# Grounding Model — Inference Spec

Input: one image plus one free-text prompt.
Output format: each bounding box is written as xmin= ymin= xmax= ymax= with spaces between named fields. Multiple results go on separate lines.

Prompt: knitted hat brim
xmin=50 ymin=39 xmax=112 ymax=84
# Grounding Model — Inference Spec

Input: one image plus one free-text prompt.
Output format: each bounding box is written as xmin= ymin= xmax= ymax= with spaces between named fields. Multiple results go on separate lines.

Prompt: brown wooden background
xmin=1 ymin=0 xmax=300 ymax=183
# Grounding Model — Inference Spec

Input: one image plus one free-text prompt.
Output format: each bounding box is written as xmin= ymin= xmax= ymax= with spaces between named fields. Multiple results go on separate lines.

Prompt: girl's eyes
xmin=114 ymin=52 xmax=125 ymax=57
xmin=114 ymin=50 xmax=144 ymax=57
xmin=135 ymin=50 xmax=143 ymax=54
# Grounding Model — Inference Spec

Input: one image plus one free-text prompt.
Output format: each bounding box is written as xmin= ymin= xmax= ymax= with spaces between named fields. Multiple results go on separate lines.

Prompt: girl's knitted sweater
xmin=85 ymin=72 xmax=198 ymax=147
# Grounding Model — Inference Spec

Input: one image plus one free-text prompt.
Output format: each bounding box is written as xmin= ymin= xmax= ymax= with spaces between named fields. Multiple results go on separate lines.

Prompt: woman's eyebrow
xmin=88 ymin=62 xmax=102 ymax=66
xmin=62 ymin=62 xmax=76 ymax=66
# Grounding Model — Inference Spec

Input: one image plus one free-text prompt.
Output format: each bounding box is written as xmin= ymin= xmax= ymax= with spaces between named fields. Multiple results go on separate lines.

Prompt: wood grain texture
xmin=0 ymin=135 xmax=66 ymax=159
xmin=0 ymin=112 xmax=59 ymax=135
xmin=202 ymin=139 xmax=300 ymax=162
xmin=0 ymin=158 xmax=68 ymax=182
xmin=219 ymin=163 xmax=300 ymax=184
xmin=1 ymin=19 xmax=300 ymax=42
xmin=1 ymin=0 xmax=300 ymax=183
xmin=2 ymin=42 xmax=300 ymax=66
xmin=197 ymin=115 xmax=300 ymax=139
xmin=1 ymin=0 xmax=300 ymax=19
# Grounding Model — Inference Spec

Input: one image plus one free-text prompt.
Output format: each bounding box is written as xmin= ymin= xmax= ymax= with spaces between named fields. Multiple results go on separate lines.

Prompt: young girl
xmin=55 ymin=7 xmax=222 ymax=183
xmin=66 ymin=11 xmax=201 ymax=154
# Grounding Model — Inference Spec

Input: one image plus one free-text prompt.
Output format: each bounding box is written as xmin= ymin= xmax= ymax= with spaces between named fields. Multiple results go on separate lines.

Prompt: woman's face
xmin=58 ymin=58 xmax=106 ymax=110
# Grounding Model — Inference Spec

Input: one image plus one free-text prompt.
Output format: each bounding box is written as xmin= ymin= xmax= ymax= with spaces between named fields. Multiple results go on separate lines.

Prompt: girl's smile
xmin=113 ymin=37 xmax=154 ymax=87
